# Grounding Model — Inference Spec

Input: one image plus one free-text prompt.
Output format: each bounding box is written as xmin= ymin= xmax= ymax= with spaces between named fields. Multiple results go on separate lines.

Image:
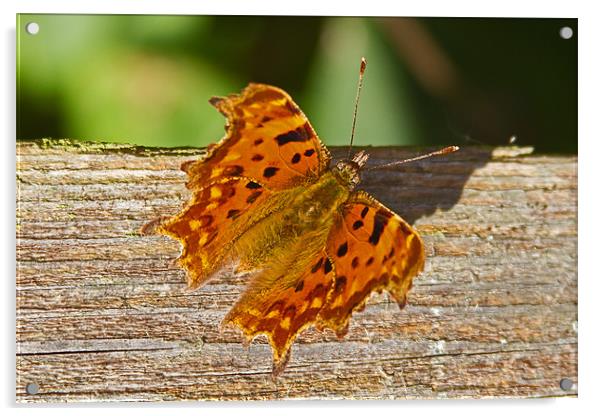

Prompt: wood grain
xmin=16 ymin=139 xmax=577 ymax=402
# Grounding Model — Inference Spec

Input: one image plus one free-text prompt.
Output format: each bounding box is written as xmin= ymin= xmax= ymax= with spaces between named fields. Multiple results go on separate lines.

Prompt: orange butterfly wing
xmin=223 ymin=246 xmax=334 ymax=375
xmin=159 ymin=178 xmax=272 ymax=289
xmin=158 ymin=84 xmax=331 ymax=288
xmin=184 ymin=83 xmax=331 ymax=191
xmin=318 ymin=191 xmax=425 ymax=336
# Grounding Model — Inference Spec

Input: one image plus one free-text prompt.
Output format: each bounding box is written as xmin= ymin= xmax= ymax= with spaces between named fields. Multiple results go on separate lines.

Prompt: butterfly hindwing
xmin=223 ymin=234 xmax=335 ymax=376
xmin=318 ymin=191 xmax=425 ymax=336
xmin=184 ymin=83 xmax=331 ymax=191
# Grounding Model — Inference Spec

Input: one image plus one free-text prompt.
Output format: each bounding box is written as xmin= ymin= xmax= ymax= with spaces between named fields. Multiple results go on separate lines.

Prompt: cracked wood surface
xmin=16 ymin=140 xmax=577 ymax=402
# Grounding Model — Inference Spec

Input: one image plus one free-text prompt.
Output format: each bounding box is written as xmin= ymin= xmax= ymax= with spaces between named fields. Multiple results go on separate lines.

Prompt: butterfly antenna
xmin=347 ymin=57 xmax=367 ymax=160
xmin=366 ymin=146 xmax=460 ymax=171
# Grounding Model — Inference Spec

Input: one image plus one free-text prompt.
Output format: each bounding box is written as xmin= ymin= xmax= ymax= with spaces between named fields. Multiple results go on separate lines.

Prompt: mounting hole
xmin=559 ymin=378 xmax=574 ymax=391
xmin=25 ymin=382 xmax=39 ymax=395
xmin=559 ymin=26 xmax=573 ymax=40
xmin=25 ymin=22 xmax=40 ymax=35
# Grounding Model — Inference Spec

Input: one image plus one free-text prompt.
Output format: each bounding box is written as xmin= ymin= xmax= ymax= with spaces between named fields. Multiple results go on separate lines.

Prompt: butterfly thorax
xmin=289 ymin=172 xmax=350 ymax=228
xmin=331 ymin=150 xmax=369 ymax=190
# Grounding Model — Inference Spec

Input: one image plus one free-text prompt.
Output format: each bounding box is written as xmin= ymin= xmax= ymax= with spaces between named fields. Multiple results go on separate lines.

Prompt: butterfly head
xmin=332 ymin=150 xmax=369 ymax=190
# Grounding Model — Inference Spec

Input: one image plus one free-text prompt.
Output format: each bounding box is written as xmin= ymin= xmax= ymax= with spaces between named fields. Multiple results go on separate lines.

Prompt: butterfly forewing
xmin=159 ymin=177 xmax=272 ymax=289
xmin=159 ymin=84 xmax=331 ymax=289
xmin=184 ymin=83 xmax=331 ymax=191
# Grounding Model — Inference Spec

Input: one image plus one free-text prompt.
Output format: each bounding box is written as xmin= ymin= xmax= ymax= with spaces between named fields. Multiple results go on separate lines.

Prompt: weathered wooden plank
xmin=15 ymin=139 xmax=577 ymax=402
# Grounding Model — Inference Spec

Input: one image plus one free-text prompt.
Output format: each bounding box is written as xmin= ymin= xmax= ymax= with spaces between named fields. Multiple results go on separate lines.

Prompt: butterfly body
xmin=155 ymin=83 xmax=425 ymax=375
xmin=230 ymin=171 xmax=348 ymax=274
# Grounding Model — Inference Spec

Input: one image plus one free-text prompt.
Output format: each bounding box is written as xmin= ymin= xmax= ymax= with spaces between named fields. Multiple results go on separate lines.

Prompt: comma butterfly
xmin=150 ymin=58 xmax=457 ymax=376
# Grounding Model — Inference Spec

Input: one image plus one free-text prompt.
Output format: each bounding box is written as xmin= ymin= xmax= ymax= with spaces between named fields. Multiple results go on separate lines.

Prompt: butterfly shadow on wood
xmin=347 ymin=145 xmax=494 ymax=227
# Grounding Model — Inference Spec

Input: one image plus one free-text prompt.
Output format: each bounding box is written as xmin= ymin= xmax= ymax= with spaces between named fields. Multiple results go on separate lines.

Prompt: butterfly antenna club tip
xmin=366 ymin=145 xmax=460 ymax=171
xmin=439 ymin=145 xmax=460 ymax=154
xmin=360 ymin=57 xmax=367 ymax=74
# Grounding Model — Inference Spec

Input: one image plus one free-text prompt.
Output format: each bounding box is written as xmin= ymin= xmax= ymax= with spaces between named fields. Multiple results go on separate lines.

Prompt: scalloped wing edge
xmin=201 ymin=83 xmax=332 ymax=185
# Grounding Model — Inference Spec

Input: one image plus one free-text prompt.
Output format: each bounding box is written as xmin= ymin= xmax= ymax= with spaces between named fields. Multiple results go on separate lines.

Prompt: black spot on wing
xmin=251 ymin=154 xmax=264 ymax=161
xmin=263 ymin=167 xmax=279 ymax=178
xmin=369 ymin=211 xmax=389 ymax=245
xmin=245 ymin=181 xmax=262 ymax=189
xmin=311 ymin=258 xmax=324 ymax=273
xmin=361 ymin=206 xmax=369 ymax=218
xmin=291 ymin=153 xmax=301 ymax=164
xmin=295 ymin=280 xmax=304 ymax=292
xmin=337 ymin=242 xmax=348 ymax=257
xmin=275 ymin=127 xmax=309 ymax=146
xmin=324 ymin=259 xmax=333 ymax=274
xmin=304 ymin=149 xmax=315 ymax=157
xmin=352 ymin=220 xmax=363 ymax=230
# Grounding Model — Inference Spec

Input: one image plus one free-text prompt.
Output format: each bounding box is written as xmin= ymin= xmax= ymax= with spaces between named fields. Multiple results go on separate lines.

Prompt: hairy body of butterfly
xmin=155 ymin=83 xmax=425 ymax=376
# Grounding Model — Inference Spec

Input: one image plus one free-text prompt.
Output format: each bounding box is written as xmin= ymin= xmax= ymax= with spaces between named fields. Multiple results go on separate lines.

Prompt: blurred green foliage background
xmin=17 ymin=15 xmax=576 ymax=153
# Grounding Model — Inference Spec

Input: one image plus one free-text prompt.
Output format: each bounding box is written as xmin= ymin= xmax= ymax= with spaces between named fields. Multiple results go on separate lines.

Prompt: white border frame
xmin=3 ymin=1 xmax=598 ymax=414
